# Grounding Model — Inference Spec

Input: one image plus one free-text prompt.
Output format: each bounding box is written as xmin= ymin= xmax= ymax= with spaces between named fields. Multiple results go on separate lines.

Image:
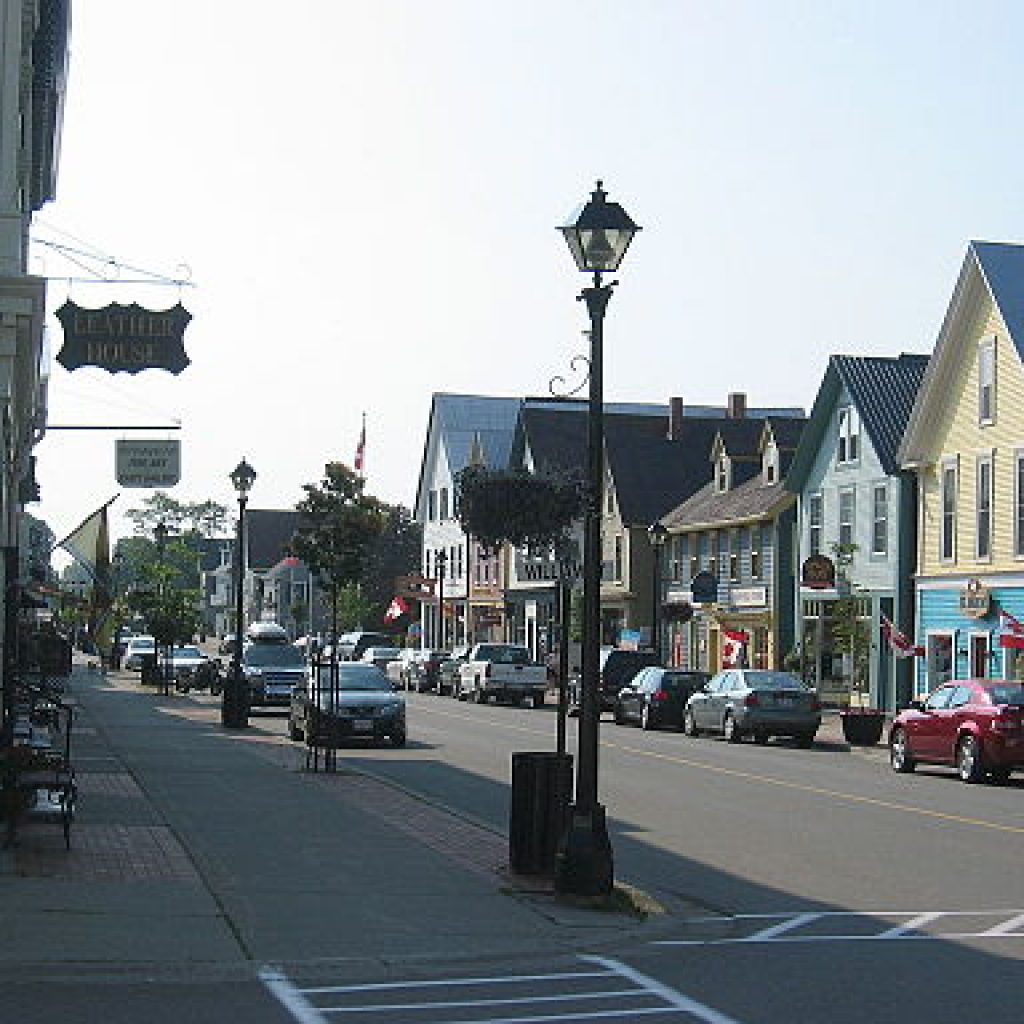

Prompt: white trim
xmin=975 ymin=452 xmax=993 ymax=562
xmin=939 ymin=455 xmax=958 ymax=563
xmin=978 ymin=333 xmax=997 ymax=427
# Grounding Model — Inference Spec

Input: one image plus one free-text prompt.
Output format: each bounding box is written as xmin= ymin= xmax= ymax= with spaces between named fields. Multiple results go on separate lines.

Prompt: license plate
xmin=351 ymin=719 xmax=373 ymax=732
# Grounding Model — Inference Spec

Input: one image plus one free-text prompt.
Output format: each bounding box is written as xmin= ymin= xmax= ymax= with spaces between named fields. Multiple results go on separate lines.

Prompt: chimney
xmin=668 ymin=396 xmax=684 ymax=440
xmin=727 ymin=392 xmax=747 ymax=419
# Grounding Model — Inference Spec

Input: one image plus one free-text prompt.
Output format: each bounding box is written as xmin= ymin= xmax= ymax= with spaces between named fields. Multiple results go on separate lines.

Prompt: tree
xmin=361 ymin=505 xmax=422 ymax=625
xmin=831 ymin=543 xmax=870 ymax=696
xmin=289 ymin=463 xmax=388 ymax=639
xmin=124 ymin=493 xmax=227 ymax=538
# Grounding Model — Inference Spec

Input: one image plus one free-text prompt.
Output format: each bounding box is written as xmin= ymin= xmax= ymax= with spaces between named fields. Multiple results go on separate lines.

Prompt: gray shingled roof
xmin=974 ymin=241 xmax=1024 ymax=355
xmin=663 ymin=476 xmax=793 ymax=530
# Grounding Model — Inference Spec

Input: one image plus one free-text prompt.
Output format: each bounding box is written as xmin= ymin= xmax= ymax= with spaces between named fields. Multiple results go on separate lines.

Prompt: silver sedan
xmin=684 ymin=668 xmax=821 ymax=746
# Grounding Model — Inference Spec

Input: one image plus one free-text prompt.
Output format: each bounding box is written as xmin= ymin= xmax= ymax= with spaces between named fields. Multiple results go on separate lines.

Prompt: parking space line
xmin=739 ymin=912 xmax=822 ymax=942
xmin=260 ymin=967 xmax=326 ymax=1024
xmin=877 ymin=912 xmax=944 ymax=938
xmin=981 ymin=912 xmax=1024 ymax=936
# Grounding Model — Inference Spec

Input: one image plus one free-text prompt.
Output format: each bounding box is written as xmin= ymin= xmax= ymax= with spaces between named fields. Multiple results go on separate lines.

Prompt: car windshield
xmin=475 ymin=645 xmax=530 ymax=665
xmin=743 ymin=671 xmax=807 ymax=691
xmin=662 ymin=672 xmax=707 ymax=690
xmin=330 ymin=666 xmax=392 ymax=691
xmin=244 ymin=644 xmax=305 ymax=668
xmin=988 ymin=684 xmax=1024 ymax=706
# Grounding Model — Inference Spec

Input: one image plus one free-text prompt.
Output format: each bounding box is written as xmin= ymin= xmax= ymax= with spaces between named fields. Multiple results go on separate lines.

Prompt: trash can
xmin=509 ymin=751 xmax=573 ymax=876
xmin=220 ymin=671 xmax=250 ymax=729
xmin=140 ymin=653 xmax=159 ymax=686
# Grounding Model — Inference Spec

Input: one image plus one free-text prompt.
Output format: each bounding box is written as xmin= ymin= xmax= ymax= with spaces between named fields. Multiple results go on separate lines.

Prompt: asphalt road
xmin=9 ymin=690 xmax=1020 ymax=1024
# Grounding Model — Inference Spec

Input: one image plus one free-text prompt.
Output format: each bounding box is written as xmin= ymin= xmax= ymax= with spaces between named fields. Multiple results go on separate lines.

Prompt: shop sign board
xmin=55 ymin=300 xmax=191 ymax=374
xmin=115 ymin=439 xmax=180 ymax=488
xmin=801 ymin=554 xmax=835 ymax=590
xmin=960 ymin=578 xmax=991 ymax=619
xmin=691 ymin=570 xmax=718 ymax=604
xmin=730 ymin=586 xmax=768 ymax=608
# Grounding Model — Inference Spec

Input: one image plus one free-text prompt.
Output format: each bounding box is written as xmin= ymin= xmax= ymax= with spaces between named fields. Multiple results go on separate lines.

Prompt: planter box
xmin=840 ymin=711 xmax=885 ymax=746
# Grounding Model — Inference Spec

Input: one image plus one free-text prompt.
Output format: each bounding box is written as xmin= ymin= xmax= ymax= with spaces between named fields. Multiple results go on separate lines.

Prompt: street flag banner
xmin=55 ymin=495 xmax=117 ymax=590
xmin=385 ymin=595 xmax=409 ymax=622
xmin=722 ymin=629 xmax=748 ymax=668
xmin=999 ymin=608 xmax=1024 ymax=648
xmin=354 ymin=413 xmax=366 ymax=474
xmin=880 ymin=614 xmax=924 ymax=658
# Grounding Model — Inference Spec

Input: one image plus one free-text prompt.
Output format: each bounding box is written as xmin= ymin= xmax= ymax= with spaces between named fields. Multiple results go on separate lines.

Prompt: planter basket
xmin=840 ymin=709 xmax=885 ymax=746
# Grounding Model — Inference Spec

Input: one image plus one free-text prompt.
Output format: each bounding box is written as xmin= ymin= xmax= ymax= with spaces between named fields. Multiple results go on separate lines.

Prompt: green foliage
xmin=125 ymin=492 xmax=227 ymax=538
xmin=124 ymin=560 xmax=201 ymax=646
xmin=454 ymin=465 xmax=584 ymax=554
xmin=290 ymin=462 xmax=388 ymax=597
xmin=830 ymin=542 xmax=869 ymax=689
xmin=360 ymin=505 xmax=422 ymax=622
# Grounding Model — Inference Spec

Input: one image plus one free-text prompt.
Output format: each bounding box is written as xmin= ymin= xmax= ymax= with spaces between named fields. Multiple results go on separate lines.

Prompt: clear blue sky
xmin=32 ymin=0 xmax=1024 ymax=550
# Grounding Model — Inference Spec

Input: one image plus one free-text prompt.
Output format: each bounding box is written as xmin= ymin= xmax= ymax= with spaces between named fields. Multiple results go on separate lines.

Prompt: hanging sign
xmin=959 ymin=578 xmax=991 ymax=619
xmin=115 ymin=439 xmax=181 ymax=488
xmin=801 ymin=554 xmax=836 ymax=590
xmin=691 ymin=570 xmax=718 ymax=604
xmin=55 ymin=300 xmax=191 ymax=374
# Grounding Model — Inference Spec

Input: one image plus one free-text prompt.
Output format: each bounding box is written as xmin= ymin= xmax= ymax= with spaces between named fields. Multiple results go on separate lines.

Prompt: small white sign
xmin=116 ymin=439 xmax=181 ymax=488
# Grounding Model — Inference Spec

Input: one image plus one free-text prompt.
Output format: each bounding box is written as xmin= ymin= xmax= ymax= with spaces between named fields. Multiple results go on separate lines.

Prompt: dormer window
xmin=715 ymin=454 xmax=731 ymax=493
xmin=837 ymin=407 xmax=860 ymax=465
xmin=763 ymin=441 xmax=779 ymax=484
xmin=979 ymin=335 xmax=996 ymax=425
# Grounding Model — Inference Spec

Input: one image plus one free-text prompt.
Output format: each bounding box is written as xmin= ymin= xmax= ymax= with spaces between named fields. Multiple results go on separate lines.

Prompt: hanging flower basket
xmin=840 ymin=708 xmax=885 ymax=746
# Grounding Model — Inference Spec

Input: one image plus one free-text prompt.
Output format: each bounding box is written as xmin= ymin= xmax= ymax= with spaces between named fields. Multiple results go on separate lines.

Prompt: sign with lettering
xmin=55 ymin=300 xmax=191 ymax=374
xmin=959 ymin=578 xmax=991 ymax=619
xmin=115 ymin=439 xmax=181 ymax=488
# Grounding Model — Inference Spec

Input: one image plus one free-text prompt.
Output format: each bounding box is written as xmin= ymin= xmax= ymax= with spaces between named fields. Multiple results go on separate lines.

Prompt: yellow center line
xmin=413 ymin=700 xmax=1024 ymax=836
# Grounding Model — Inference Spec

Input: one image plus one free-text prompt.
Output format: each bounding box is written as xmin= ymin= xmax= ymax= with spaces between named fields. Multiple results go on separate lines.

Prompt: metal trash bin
xmin=140 ymin=653 xmax=158 ymax=686
xmin=220 ymin=671 xmax=250 ymax=729
xmin=509 ymin=751 xmax=573 ymax=876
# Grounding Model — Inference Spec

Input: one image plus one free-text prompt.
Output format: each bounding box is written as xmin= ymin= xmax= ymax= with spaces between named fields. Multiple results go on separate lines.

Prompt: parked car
xmin=403 ymin=649 xmax=451 ymax=693
xmin=613 ymin=667 xmax=711 ymax=730
xmin=288 ymin=662 xmax=406 ymax=747
xmin=439 ymin=645 xmax=472 ymax=696
xmin=568 ymin=647 xmax=660 ymax=715
xmin=336 ymin=631 xmax=393 ymax=661
xmin=457 ymin=643 xmax=548 ymax=706
xmin=889 ymin=679 xmax=1024 ymax=783
xmin=684 ymin=669 xmax=821 ymax=746
xmin=123 ymin=635 xmax=156 ymax=671
xmin=360 ymin=646 xmax=403 ymax=672
xmin=243 ymin=640 xmax=308 ymax=707
xmin=158 ymin=644 xmax=214 ymax=692
xmin=385 ymin=649 xmax=418 ymax=689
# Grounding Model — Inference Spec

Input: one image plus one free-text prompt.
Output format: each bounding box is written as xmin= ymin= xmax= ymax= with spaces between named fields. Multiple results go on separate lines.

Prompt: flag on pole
xmin=998 ymin=608 xmax=1024 ymax=648
xmin=55 ymin=496 xmax=117 ymax=591
xmin=384 ymin=595 xmax=409 ymax=622
xmin=722 ymin=629 xmax=748 ymax=668
xmin=354 ymin=413 xmax=366 ymax=474
xmin=880 ymin=614 xmax=924 ymax=658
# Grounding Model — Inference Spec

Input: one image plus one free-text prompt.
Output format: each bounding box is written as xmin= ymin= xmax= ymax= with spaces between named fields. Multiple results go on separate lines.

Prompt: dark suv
xmin=568 ymin=647 xmax=660 ymax=715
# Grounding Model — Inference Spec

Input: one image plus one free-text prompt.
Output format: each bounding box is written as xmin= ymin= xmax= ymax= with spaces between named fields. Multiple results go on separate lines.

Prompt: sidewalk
xmin=0 ymin=658 xmax=670 ymax=979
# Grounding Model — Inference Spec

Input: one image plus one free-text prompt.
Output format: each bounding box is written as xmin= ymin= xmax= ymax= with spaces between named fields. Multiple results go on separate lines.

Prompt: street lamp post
xmin=648 ymin=522 xmax=668 ymax=664
xmin=154 ymin=521 xmax=170 ymax=696
xmin=435 ymin=549 xmax=447 ymax=649
xmin=555 ymin=181 xmax=640 ymax=899
xmin=223 ymin=457 xmax=256 ymax=729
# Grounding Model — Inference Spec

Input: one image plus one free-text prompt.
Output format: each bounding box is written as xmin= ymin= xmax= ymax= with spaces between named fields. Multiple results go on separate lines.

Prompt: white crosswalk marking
xmin=260 ymin=957 xmax=746 ymax=1024
xmin=653 ymin=908 xmax=1024 ymax=947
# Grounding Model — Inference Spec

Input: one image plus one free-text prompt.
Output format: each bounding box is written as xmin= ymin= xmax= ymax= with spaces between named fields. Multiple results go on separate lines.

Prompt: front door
xmin=969 ymin=633 xmax=989 ymax=679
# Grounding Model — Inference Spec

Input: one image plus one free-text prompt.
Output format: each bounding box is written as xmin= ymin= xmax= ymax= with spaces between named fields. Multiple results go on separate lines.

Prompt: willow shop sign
xmin=55 ymin=301 xmax=191 ymax=374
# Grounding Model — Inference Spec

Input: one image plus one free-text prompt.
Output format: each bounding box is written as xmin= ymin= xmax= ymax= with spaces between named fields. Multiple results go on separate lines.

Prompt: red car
xmin=889 ymin=679 xmax=1024 ymax=783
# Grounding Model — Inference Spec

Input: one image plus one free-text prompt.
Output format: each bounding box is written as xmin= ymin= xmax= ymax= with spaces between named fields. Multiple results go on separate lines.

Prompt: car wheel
xmin=723 ymin=712 xmax=742 ymax=743
xmin=613 ymin=704 xmax=626 ymax=725
xmin=532 ymin=692 xmax=545 ymax=708
xmin=391 ymin=730 xmax=407 ymax=748
xmin=753 ymin=729 xmax=769 ymax=745
xmin=288 ymin=717 xmax=304 ymax=742
xmin=989 ymin=766 xmax=1012 ymax=785
xmin=889 ymin=727 xmax=916 ymax=773
xmin=794 ymin=732 xmax=815 ymax=749
xmin=683 ymin=709 xmax=700 ymax=737
xmin=956 ymin=734 xmax=985 ymax=784
xmin=641 ymin=705 xmax=654 ymax=731
xmin=473 ymin=684 xmax=485 ymax=704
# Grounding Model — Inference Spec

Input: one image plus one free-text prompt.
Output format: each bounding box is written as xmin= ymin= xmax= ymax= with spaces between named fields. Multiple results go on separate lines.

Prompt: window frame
xmin=837 ymin=406 xmax=861 ymax=466
xmin=871 ymin=482 xmax=888 ymax=557
xmin=976 ymin=453 xmax=993 ymax=562
xmin=808 ymin=493 xmax=823 ymax=557
xmin=978 ymin=335 xmax=996 ymax=426
xmin=838 ymin=486 xmax=856 ymax=549
xmin=1015 ymin=448 xmax=1024 ymax=559
xmin=940 ymin=457 xmax=958 ymax=563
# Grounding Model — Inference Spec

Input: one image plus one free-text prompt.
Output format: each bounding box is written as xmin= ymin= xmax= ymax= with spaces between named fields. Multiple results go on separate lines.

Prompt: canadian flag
xmin=722 ymin=629 xmax=748 ymax=668
xmin=999 ymin=608 xmax=1024 ymax=649
xmin=880 ymin=615 xmax=924 ymax=658
xmin=384 ymin=595 xmax=409 ymax=622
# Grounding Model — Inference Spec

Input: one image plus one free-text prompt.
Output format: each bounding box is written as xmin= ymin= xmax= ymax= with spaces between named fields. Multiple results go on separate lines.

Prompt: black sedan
xmin=288 ymin=662 xmax=406 ymax=747
xmin=613 ymin=667 xmax=711 ymax=730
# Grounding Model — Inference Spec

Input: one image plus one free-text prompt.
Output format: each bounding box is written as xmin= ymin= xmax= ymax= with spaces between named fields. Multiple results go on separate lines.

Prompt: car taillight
xmin=652 ymin=689 xmax=669 ymax=702
xmin=744 ymin=693 xmax=759 ymax=707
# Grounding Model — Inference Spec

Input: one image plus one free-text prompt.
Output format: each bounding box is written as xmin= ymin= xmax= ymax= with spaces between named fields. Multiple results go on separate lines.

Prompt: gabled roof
xmin=901 ymin=241 xmax=1024 ymax=466
xmin=245 ymin=509 xmax=304 ymax=572
xmin=788 ymin=354 xmax=929 ymax=488
xmin=663 ymin=475 xmax=794 ymax=531
xmin=413 ymin=393 xmax=523 ymax=514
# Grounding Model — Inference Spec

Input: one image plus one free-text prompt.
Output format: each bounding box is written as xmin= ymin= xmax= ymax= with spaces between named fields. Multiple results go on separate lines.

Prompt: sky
xmin=32 ymin=0 xmax=1024 ymax=555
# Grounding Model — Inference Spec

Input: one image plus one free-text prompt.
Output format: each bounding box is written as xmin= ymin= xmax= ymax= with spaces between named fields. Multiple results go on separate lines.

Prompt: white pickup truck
xmin=457 ymin=643 xmax=549 ymax=707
